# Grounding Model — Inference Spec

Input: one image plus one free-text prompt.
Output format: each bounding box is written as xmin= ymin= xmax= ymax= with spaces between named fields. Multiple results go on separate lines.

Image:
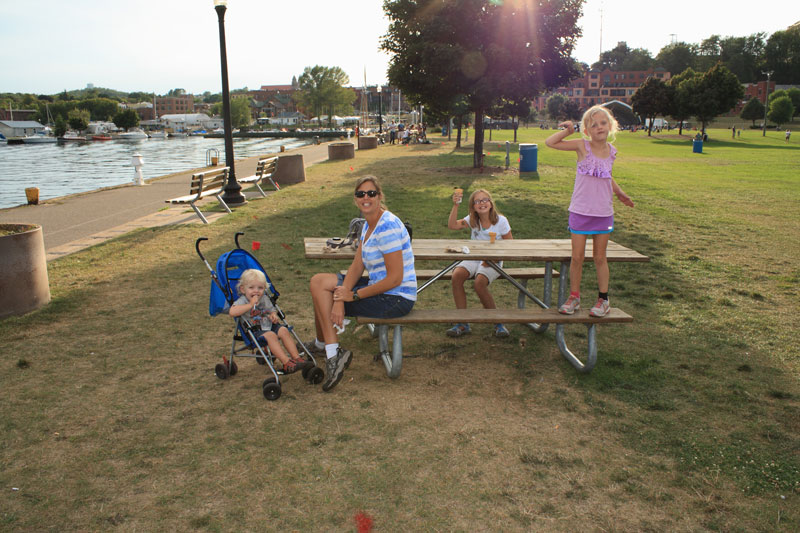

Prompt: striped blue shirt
xmin=360 ymin=211 xmax=417 ymax=301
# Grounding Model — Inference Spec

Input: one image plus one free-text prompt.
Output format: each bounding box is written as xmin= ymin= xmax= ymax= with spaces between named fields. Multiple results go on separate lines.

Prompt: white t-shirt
xmin=460 ymin=214 xmax=511 ymax=241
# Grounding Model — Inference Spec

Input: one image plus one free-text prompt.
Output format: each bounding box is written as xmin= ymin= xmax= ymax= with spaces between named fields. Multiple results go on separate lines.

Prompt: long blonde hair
xmin=581 ymin=105 xmax=619 ymax=143
xmin=467 ymin=189 xmax=501 ymax=229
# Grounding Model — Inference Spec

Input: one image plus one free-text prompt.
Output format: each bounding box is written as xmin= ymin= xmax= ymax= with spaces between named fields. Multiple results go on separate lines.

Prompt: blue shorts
xmin=337 ymin=274 xmax=415 ymax=318
xmin=255 ymin=322 xmax=284 ymax=345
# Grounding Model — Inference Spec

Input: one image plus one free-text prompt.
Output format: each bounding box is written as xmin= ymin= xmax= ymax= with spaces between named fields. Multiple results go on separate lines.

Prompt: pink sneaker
xmin=589 ymin=298 xmax=610 ymax=317
xmin=558 ymin=295 xmax=580 ymax=315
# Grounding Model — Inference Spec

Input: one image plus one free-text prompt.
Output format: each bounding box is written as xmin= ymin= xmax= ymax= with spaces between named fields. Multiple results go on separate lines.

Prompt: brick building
xmin=533 ymin=68 xmax=671 ymax=112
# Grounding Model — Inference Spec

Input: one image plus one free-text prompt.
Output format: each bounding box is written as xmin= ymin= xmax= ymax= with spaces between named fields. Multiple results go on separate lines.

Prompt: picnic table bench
xmin=305 ymin=238 xmax=649 ymax=378
xmin=165 ymin=167 xmax=231 ymax=224
xmin=238 ymin=156 xmax=279 ymax=196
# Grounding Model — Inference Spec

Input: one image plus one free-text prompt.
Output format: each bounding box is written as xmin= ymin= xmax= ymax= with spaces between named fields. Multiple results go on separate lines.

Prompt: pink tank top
xmin=568 ymin=140 xmax=616 ymax=217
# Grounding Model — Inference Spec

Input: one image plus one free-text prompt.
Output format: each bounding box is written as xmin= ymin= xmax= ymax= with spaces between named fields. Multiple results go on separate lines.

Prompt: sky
xmin=1 ymin=0 xmax=797 ymax=95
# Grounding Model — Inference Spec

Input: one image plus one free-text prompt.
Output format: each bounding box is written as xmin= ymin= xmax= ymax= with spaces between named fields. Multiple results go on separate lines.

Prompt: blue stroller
xmin=196 ymin=232 xmax=324 ymax=400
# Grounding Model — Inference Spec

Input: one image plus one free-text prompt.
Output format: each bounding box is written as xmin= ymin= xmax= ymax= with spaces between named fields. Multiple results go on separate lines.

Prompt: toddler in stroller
xmin=197 ymin=233 xmax=324 ymax=401
xmin=229 ymin=269 xmax=311 ymax=374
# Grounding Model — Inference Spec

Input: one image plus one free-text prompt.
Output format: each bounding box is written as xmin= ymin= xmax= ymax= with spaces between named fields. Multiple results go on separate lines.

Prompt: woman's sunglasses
xmin=355 ymin=190 xmax=379 ymax=198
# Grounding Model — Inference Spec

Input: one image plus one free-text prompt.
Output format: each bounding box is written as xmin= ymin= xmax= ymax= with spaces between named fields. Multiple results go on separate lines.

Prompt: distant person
xmin=737 ymin=128 xmax=741 ymax=138
xmin=545 ymin=105 xmax=635 ymax=318
xmin=786 ymin=129 xmax=791 ymax=142
xmin=445 ymin=188 xmax=513 ymax=339
xmin=389 ymin=122 xmax=397 ymax=144
xmin=732 ymin=125 xmax=736 ymax=139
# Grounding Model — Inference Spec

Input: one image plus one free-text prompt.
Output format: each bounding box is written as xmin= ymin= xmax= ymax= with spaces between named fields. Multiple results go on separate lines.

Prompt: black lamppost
xmin=214 ymin=0 xmax=245 ymax=206
xmin=377 ymin=85 xmax=383 ymax=133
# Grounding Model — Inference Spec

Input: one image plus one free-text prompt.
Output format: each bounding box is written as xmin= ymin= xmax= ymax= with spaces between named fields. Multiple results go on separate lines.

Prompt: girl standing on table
xmin=446 ymin=188 xmax=513 ymax=338
xmin=308 ymin=176 xmax=416 ymax=392
xmin=545 ymin=105 xmax=634 ymax=317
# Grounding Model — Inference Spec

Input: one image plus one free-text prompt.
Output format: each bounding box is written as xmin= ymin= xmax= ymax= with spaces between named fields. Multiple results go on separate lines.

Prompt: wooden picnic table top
xmin=303 ymin=238 xmax=650 ymax=263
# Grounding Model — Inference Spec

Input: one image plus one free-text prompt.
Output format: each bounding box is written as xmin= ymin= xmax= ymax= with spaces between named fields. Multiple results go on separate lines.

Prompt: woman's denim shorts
xmin=337 ymin=274 xmax=415 ymax=318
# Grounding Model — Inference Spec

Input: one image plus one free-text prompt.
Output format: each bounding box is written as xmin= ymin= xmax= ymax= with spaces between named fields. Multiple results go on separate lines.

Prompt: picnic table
xmin=304 ymin=237 xmax=649 ymax=376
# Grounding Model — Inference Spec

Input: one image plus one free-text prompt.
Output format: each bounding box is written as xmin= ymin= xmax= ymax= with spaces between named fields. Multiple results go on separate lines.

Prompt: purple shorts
xmin=568 ymin=212 xmax=614 ymax=234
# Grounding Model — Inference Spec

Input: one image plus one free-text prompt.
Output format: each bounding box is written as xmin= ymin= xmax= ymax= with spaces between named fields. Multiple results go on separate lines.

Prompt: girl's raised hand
xmin=557 ymin=121 xmax=575 ymax=134
xmin=452 ymin=190 xmax=463 ymax=205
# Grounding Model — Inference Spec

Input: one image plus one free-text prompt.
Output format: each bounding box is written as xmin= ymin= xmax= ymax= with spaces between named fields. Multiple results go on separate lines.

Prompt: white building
xmin=159 ymin=113 xmax=222 ymax=131
xmin=270 ymin=112 xmax=305 ymax=125
xmin=0 ymin=120 xmax=45 ymax=138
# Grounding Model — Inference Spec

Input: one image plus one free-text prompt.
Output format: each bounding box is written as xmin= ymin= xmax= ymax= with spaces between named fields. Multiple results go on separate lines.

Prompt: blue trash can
xmin=692 ymin=138 xmax=703 ymax=153
xmin=519 ymin=143 xmax=538 ymax=171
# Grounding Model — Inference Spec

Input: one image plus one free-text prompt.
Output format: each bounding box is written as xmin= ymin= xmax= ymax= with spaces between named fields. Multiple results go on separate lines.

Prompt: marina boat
xmin=0 ymin=133 xmax=6 ymax=144
xmin=147 ymin=130 xmax=167 ymax=139
xmin=92 ymin=134 xmax=113 ymax=141
xmin=59 ymin=131 xmax=87 ymax=142
xmin=168 ymin=130 xmax=188 ymax=138
xmin=116 ymin=128 xmax=149 ymax=140
xmin=22 ymin=132 xmax=58 ymax=144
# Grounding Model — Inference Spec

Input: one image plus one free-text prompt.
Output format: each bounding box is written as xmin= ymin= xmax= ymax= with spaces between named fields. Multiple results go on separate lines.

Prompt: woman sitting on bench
xmin=308 ymin=176 xmax=417 ymax=392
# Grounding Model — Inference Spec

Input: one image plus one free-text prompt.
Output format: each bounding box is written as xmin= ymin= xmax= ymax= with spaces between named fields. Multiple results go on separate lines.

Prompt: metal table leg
xmin=376 ymin=324 xmax=403 ymax=378
xmin=554 ymin=259 xmax=597 ymax=372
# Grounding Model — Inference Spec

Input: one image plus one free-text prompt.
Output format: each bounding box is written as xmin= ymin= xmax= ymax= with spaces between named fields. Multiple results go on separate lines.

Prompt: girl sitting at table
xmin=544 ymin=105 xmax=634 ymax=317
xmin=446 ymin=188 xmax=513 ymax=338
xmin=307 ymin=176 xmax=417 ymax=392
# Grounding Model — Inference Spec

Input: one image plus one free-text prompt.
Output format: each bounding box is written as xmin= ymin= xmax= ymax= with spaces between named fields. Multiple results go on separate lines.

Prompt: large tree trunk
xmin=473 ymin=106 xmax=485 ymax=168
xmin=456 ymin=115 xmax=462 ymax=148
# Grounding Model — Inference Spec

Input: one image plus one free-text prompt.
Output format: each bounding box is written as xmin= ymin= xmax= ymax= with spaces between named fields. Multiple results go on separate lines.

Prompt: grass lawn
xmin=1 ymin=128 xmax=798 ymax=531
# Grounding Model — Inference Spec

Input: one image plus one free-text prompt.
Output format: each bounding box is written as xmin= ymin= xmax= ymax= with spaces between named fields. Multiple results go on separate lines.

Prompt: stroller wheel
xmin=229 ymin=361 xmax=238 ymax=376
xmin=306 ymin=366 xmax=324 ymax=385
xmin=262 ymin=378 xmax=282 ymax=401
xmin=215 ymin=363 xmax=230 ymax=380
xmin=255 ymin=355 xmax=267 ymax=365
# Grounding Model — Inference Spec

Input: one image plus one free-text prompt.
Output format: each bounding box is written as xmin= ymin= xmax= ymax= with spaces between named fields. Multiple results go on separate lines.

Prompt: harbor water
xmin=0 ymin=136 xmax=311 ymax=209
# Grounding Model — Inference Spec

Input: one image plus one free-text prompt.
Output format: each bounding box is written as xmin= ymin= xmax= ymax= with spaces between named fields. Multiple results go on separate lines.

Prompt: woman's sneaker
xmin=558 ymin=295 xmax=580 ymax=315
xmin=446 ymin=323 xmax=471 ymax=337
xmin=494 ymin=324 xmax=510 ymax=338
xmin=322 ymin=347 xmax=352 ymax=392
xmin=589 ymin=298 xmax=610 ymax=317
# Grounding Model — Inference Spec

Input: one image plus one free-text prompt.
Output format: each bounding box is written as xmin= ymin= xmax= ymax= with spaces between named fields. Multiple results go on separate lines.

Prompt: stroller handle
xmin=195 ymin=237 xmax=209 ymax=262
xmin=234 ymin=232 xmax=245 ymax=249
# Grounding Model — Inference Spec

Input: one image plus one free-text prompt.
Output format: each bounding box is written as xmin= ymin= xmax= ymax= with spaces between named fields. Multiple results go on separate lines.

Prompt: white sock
xmin=314 ymin=338 xmax=325 ymax=350
xmin=325 ymin=343 xmax=339 ymax=359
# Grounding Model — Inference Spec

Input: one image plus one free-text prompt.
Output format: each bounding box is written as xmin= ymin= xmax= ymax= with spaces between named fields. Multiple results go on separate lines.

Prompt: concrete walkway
xmin=0 ymin=141 xmax=336 ymax=261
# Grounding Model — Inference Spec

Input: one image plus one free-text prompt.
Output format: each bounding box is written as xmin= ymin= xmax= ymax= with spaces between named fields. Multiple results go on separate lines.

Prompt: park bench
xmin=165 ymin=167 xmax=231 ymax=224
xmin=238 ymin=156 xmax=279 ymax=197
xmin=356 ymin=307 xmax=632 ymax=379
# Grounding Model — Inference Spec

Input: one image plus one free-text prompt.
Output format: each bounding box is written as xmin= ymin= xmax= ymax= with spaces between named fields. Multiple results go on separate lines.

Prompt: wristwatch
xmin=352 ymin=289 xmax=360 ymax=301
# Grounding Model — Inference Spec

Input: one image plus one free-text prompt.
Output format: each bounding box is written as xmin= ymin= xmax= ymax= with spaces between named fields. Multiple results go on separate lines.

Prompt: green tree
xmin=739 ymin=97 xmax=765 ymax=126
xmin=230 ymin=97 xmax=252 ymax=129
xmin=294 ymin=65 xmax=354 ymax=126
xmin=718 ymin=33 xmax=766 ymax=83
xmin=656 ymin=42 xmax=696 ymax=77
xmin=679 ymin=63 xmax=744 ymax=133
xmin=668 ymin=68 xmax=699 ymax=135
xmin=382 ymin=0 xmax=581 ymax=167
xmin=112 ymin=108 xmax=140 ymax=131
xmin=592 ymin=41 xmax=653 ymax=71
xmin=787 ymin=88 xmax=800 ymax=116
xmin=546 ymin=93 xmax=568 ymax=121
xmin=81 ymin=98 xmax=119 ymax=121
xmin=631 ymin=76 xmax=674 ymax=136
xmin=54 ymin=115 xmax=67 ymax=138
xmin=767 ymin=96 xmax=795 ymax=127
xmin=67 ymin=108 xmax=90 ymax=131
xmin=764 ymin=28 xmax=800 ymax=84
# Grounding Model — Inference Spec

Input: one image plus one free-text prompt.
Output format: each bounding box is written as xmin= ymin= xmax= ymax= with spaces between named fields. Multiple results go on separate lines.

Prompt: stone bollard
xmin=358 ymin=136 xmax=378 ymax=150
xmin=131 ymin=153 xmax=145 ymax=186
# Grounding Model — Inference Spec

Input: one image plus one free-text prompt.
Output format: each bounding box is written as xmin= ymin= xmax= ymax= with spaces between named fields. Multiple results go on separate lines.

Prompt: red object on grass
xmin=349 ymin=167 xmax=354 ymax=171
xmin=280 ymin=243 xmax=292 ymax=250
xmin=354 ymin=512 xmax=373 ymax=533
xmin=251 ymin=241 xmax=261 ymax=251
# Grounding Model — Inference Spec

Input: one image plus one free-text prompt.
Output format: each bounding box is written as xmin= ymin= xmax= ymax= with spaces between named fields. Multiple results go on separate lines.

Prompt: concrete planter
xmin=328 ymin=142 xmax=355 ymax=160
xmin=358 ymin=136 xmax=378 ymax=150
xmin=273 ymin=154 xmax=306 ymax=185
xmin=0 ymin=224 xmax=51 ymax=319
